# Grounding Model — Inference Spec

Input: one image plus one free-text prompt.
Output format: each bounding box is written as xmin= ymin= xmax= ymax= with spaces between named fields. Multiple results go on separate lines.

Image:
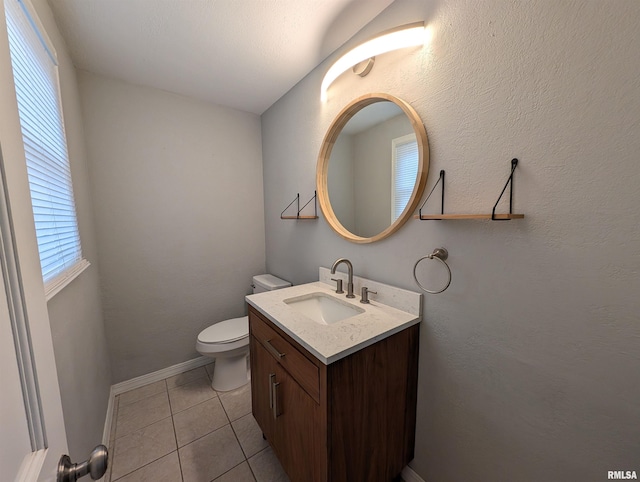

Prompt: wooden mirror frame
xmin=316 ymin=93 xmax=429 ymax=243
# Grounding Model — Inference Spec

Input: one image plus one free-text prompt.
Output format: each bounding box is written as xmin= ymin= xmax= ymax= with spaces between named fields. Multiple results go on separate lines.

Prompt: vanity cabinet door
xmin=250 ymin=335 xmax=277 ymax=442
xmin=251 ymin=335 xmax=325 ymax=481
xmin=271 ymin=363 xmax=324 ymax=482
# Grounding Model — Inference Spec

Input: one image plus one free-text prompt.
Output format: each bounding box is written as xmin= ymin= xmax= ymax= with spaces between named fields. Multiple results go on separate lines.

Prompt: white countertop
xmin=246 ymin=280 xmax=421 ymax=365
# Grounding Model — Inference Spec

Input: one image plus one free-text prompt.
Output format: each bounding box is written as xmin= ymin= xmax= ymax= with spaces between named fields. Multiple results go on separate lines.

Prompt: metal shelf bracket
xmin=491 ymin=158 xmax=518 ymax=220
xmin=418 ymin=170 xmax=445 ymax=219
xmin=281 ymin=191 xmax=317 ymax=219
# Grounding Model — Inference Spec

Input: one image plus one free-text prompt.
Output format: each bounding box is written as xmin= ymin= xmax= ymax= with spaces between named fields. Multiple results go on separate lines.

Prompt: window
xmin=4 ymin=0 xmax=87 ymax=298
xmin=391 ymin=134 xmax=418 ymax=223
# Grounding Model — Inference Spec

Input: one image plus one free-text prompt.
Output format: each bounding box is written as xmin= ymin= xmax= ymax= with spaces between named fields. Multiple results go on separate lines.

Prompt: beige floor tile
xmin=205 ymin=362 xmax=215 ymax=379
xmin=169 ymin=376 xmax=217 ymax=413
xmin=213 ymin=461 xmax=255 ymax=482
xmin=218 ymin=383 xmax=251 ymax=422
xmin=113 ymin=452 xmax=182 ymax=482
xmin=119 ymin=380 xmax=167 ymax=407
xmin=179 ymin=425 xmax=245 ymax=482
xmin=248 ymin=447 xmax=289 ymax=482
xmin=231 ymin=414 xmax=268 ymax=458
xmin=173 ymin=397 xmax=229 ymax=447
xmin=166 ymin=366 xmax=208 ymax=389
xmin=110 ymin=418 xmax=176 ymax=480
xmin=116 ymin=391 xmax=171 ymax=438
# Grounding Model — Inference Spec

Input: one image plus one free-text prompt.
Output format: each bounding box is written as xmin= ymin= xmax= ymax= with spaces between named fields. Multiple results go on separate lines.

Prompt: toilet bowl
xmin=196 ymin=274 xmax=291 ymax=391
xmin=196 ymin=316 xmax=250 ymax=392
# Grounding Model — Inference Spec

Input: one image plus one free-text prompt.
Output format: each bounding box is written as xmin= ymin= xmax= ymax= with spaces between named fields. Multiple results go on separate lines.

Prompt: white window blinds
xmin=5 ymin=0 xmax=86 ymax=295
xmin=391 ymin=134 xmax=419 ymax=222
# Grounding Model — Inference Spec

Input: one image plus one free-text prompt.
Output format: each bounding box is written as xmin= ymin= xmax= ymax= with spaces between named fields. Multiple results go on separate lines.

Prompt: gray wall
xmin=78 ymin=72 xmax=266 ymax=383
xmin=353 ymin=114 xmax=412 ymax=236
xmin=31 ymin=0 xmax=112 ymax=461
xmin=327 ymin=134 xmax=355 ymax=231
xmin=261 ymin=0 xmax=640 ymax=480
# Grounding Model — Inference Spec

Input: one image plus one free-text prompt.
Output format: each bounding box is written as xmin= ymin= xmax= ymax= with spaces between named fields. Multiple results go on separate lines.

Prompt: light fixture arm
xmin=320 ymin=22 xmax=427 ymax=102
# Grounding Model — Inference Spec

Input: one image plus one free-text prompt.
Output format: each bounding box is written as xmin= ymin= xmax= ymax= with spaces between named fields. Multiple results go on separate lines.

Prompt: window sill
xmin=45 ymin=258 xmax=91 ymax=301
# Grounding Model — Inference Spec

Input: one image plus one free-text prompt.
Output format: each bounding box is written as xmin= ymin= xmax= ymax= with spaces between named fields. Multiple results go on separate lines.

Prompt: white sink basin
xmin=283 ymin=292 xmax=364 ymax=325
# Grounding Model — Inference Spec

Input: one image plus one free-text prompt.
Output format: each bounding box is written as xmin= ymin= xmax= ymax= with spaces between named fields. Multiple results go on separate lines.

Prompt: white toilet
xmin=196 ymin=274 xmax=291 ymax=391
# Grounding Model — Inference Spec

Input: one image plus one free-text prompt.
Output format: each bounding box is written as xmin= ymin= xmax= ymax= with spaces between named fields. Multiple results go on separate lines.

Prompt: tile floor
xmin=105 ymin=365 xmax=290 ymax=482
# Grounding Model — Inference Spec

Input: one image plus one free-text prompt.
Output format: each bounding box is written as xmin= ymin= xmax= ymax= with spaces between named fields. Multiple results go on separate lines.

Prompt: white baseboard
xmin=402 ymin=465 xmax=426 ymax=482
xmin=101 ymin=386 xmax=115 ymax=446
xmin=111 ymin=355 xmax=211 ymax=395
xmin=99 ymin=386 xmax=115 ymax=482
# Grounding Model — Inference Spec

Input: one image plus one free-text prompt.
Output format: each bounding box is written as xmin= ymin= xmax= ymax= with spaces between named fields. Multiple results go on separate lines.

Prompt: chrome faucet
xmin=330 ymin=258 xmax=355 ymax=298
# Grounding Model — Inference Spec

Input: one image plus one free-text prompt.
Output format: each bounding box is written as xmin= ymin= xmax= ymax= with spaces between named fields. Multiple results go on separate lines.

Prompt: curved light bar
xmin=320 ymin=22 xmax=427 ymax=102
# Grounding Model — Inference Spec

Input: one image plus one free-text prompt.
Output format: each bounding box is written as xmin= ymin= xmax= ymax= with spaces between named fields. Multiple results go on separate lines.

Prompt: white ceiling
xmin=47 ymin=0 xmax=394 ymax=114
xmin=342 ymin=100 xmax=402 ymax=134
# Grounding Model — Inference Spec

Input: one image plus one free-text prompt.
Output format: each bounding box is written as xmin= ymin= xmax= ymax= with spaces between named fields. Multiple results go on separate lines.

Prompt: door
xmin=271 ymin=363 xmax=323 ymax=482
xmin=251 ymin=338 xmax=322 ymax=481
xmin=0 ymin=145 xmax=69 ymax=482
xmin=0 ymin=264 xmax=35 ymax=480
xmin=0 ymin=5 xmax=69 ymax=475
xmin=250 ymin=336 xmax=277 ymax=442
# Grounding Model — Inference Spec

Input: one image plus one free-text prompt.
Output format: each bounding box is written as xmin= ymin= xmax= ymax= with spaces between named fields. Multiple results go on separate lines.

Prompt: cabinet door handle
xmin=272 ymin=381 xmax=281 ymax=419
xmin=268 ymin=373 xmax=275 ymax=409
xmin=264 ymin=339 xmax=285 ymax=359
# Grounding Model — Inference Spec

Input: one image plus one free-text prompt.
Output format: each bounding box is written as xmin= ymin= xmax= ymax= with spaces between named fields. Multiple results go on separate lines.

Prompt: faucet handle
xmin=331 ymin=278 xmax=344 ymax=294
xmin=360 ymin=286 xmax=377 ymax=304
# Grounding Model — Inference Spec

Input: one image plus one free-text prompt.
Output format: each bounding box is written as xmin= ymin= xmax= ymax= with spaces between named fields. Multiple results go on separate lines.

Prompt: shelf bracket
xmin=281 ymin=191 xmax=317 ymax=219
xmin=418 ymin=170 xmax=445 ymax=220
xmin=281 ymin=193 xmax=299 ymax=219
xmin=491 ymin=158 xmax=518 ymax=220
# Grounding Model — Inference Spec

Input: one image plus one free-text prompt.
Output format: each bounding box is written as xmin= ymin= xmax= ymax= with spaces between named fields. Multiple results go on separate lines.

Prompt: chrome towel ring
xmin=413 ymin=248 xmax=452 ymax=294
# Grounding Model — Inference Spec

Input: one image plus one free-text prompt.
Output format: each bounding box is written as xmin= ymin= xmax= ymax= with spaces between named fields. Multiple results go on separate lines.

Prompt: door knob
xmin=57 ymin=444 xmax=108 ymax=482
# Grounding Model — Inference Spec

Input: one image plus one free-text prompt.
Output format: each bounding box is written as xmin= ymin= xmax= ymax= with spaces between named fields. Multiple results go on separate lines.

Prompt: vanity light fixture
xmin=320 ymin=22 xmax=427 ymax=102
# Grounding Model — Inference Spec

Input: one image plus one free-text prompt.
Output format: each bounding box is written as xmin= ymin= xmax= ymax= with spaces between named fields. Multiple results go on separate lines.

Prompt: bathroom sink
xmin=283 ymin=292 xmax=364 ymax=325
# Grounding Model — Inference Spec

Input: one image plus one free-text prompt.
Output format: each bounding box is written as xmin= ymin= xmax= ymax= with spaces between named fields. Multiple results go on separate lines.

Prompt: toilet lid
xmin=198 ymin=316 xmax=249 ymax=344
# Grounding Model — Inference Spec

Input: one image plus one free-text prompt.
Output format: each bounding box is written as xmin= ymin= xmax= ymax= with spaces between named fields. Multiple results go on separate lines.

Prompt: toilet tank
xmin=252 ymin=274 xmax=291 ymax=294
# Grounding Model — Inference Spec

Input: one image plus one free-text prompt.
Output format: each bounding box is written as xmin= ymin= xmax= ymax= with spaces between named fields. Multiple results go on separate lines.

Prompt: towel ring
xmin=413 ymin=248 xmax=452 ymax=294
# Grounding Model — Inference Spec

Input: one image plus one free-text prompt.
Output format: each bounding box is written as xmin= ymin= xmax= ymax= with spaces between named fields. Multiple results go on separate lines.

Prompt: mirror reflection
xmin=327 ymin=101 xmax=418 ymax=238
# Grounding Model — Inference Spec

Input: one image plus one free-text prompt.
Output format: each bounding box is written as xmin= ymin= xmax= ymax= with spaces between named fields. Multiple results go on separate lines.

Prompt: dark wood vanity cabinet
xmin=249 ymin=305 xmax=419 ymax=482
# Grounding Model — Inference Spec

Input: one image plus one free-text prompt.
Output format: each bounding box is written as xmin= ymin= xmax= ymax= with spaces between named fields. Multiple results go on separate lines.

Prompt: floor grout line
xmin=166 ymin=367 xmax=213 ymax=390
xmin=113 ymin=414 xmax=173 ymax=443
xmin=110 ymin=451 xmax=179 ymax=482
xmin=166 ymin=382 xmax=184 ymax=482
xmin=117 ymin=381 xmax=168 ymax=408
xmin=207 ymin=459 xmax=247 ymax=482
xmin=177 ymin=420 xmax=234 ymax=451
xmin=110 ymin=372 xmax=270 ymax=482
xmin=169 ymin=391 xmax=221 ymax=418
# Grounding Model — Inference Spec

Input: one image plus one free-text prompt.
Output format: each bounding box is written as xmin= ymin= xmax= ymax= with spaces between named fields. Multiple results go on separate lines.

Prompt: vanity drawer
xmin=250 ymin=309 xmax=320 ymax=403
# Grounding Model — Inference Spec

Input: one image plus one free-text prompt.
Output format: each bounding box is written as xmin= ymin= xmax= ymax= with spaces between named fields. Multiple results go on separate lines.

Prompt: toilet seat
xmin=197 ymin=316 xmax=248 ymax=345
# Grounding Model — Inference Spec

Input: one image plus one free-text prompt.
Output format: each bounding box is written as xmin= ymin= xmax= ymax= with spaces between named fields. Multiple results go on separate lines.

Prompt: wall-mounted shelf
xmin=414 ymin=159 xmax=525 ymax=221
xmin=281 ymin=191 xmax=318 ymax=219
xmin=418 ymin=213 xmax=525 ymax=220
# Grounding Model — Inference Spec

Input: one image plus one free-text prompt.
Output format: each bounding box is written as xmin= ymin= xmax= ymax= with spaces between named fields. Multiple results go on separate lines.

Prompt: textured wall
xmin=261 ymin=0 xmax=640 ymax=480
xmin=79 ymin=73 xmax=266 ymax=382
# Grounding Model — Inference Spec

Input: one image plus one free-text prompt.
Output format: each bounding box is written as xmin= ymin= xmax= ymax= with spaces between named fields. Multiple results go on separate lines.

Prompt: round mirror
xmin=317 ymin=94 xmax=429 ymax=243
